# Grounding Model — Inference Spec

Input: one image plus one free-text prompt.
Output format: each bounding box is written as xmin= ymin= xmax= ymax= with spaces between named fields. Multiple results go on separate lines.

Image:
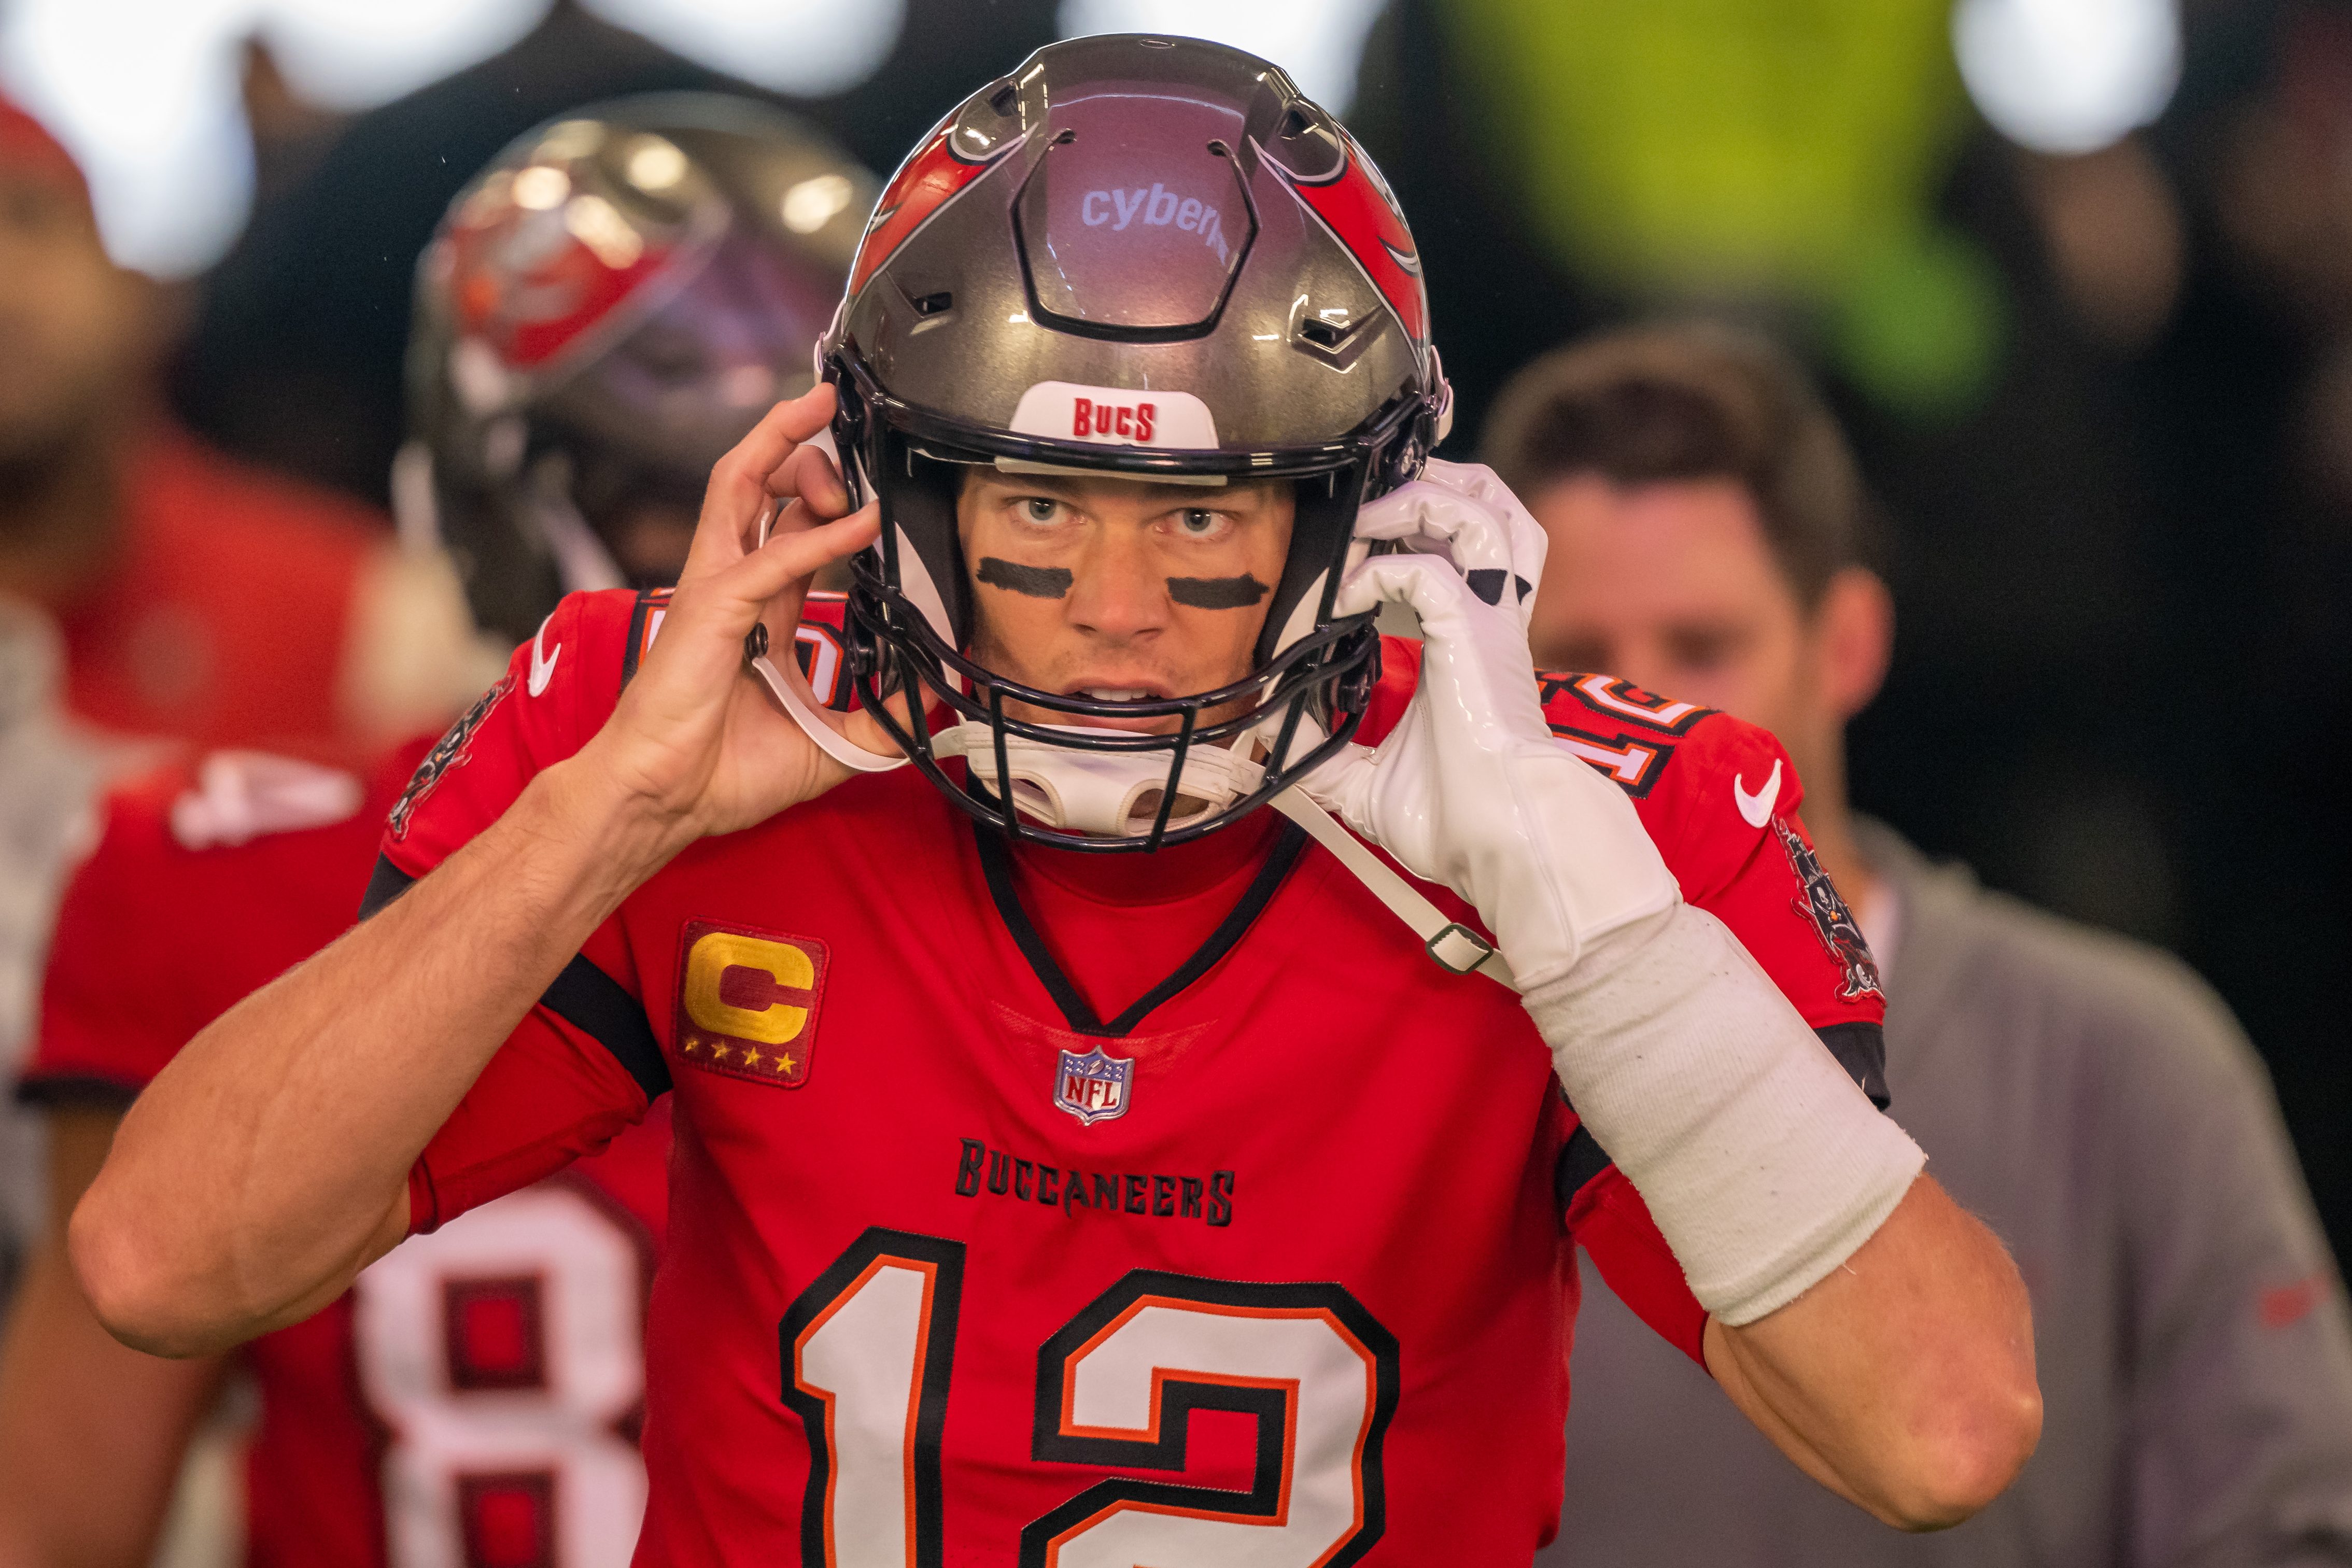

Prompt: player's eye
xmin=1017 ymin=497 xmax=1065 ymax=526
xmin=1171 ymin=508 xmax=1230 ymax=541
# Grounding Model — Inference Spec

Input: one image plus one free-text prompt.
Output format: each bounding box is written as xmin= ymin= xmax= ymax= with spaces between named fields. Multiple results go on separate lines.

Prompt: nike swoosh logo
xmin=528 ymin=617 xmax=561 ymax=697
xmin=1734 ymin=758 xmax=1782 ymax=828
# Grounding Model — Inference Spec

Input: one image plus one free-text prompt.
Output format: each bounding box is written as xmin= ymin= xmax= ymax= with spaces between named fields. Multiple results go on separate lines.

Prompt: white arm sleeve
xmin=1526 ymin=901 xmax=1926 ymax=1325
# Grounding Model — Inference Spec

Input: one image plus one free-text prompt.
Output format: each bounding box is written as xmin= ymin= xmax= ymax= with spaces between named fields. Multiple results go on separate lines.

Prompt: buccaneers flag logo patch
xmin=1772 ymin=817 xmax=1883 ymax=1001
xmin=672 ymin=921 xmax=829 ymax=1088
xmin=388 ymin=675 xmax=511 ymax=840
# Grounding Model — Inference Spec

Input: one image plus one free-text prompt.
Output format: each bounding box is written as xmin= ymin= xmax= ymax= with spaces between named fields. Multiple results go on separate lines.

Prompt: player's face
xmin=0 ymin=172 xmax=148 ymax=465
xmin=956 ymin=470 xmax=1295 ymax=733
xmin=1526 ymin=474 xmax=1868 ymax=789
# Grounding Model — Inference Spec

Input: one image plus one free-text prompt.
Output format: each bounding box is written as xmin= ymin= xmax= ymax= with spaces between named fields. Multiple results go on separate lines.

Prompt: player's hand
xmin=573 ymin=383 xmax=905 ymax=847
xmin=1300 ymin=473 xmax=1678 ymax=991
xmin=1348 ymin=458 xmax=1547 ymax=633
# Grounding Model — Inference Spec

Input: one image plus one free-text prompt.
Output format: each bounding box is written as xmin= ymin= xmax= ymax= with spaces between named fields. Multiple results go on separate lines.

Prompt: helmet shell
xmin=830 ymin=33 xmax=1434 ymax=465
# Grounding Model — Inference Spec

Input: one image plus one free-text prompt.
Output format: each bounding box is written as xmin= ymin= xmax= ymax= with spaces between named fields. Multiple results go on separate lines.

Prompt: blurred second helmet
xmin=401 ymin=93 xmax=876 ymax=645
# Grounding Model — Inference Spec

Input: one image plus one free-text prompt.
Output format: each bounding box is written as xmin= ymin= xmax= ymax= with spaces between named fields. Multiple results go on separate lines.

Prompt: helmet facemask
xmin=829 ymin=356 xmax=1436 ymax=852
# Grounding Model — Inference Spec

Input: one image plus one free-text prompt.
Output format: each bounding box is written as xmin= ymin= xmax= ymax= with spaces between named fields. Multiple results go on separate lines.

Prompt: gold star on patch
xmin=740 ymin=1048 xmax=762 ymax=1070
xmin=681 ymin=1036 xmax=700 ymax=1054
xmin=778 ymin=1052 xmax=796 ymax=1075
xmin=711 ymin=1044 xmax=733 ymax=1063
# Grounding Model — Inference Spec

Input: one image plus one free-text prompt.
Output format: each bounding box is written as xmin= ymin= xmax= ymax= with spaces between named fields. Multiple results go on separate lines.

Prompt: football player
xmin=72 ymin=38 xmax=2039 ymax=1563
xmin=0 ymin=96 xmax=871 ymax=1566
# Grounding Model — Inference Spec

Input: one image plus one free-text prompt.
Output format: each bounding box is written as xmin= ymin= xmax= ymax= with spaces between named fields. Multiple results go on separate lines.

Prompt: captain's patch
xmin=672 ymin=920 xmax=829 ymax=1089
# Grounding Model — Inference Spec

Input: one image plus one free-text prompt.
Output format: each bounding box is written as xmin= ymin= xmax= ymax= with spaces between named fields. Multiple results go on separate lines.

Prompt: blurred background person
xmin=0 ymin=88 xmax=487 ymax=1382
xmin=0 ymin=93 xmax=870 ymax=1568
xmin=1486 ymin=321 xmax=2352 ymax=1565
xmin=0 ymin=95 xmax=486 ymax=756
xmin=1347 ymin=0 xmax=2352 ymax=1270
xmin=394 ymin=91 xmax=872 ymax=644
xmin=0 ymin=608 xmax=99 ymax=1325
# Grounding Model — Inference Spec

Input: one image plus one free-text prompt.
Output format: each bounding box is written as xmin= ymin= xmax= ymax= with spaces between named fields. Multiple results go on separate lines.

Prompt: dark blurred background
xmin=5 ymin=0 xmax=2345 ymax=1262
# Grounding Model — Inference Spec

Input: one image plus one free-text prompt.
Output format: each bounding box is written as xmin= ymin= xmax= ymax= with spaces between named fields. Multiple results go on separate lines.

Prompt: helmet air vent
xmin=1288 ymin=297 xmax=1375 ymax=369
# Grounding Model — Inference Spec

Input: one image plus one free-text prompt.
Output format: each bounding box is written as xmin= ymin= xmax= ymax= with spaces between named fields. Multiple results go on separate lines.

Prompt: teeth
xmin=1083 ymin=688 xmax=1149 ymax=702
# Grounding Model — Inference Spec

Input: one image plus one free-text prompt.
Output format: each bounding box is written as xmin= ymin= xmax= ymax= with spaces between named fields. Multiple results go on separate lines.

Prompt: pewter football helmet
xmin=823 ymin=35 xmax=1450 ymax=850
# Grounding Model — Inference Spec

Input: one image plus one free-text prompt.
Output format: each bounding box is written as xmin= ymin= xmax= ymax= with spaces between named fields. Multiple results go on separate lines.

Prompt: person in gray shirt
xmin=1484 ymin=321 xmax=2352 ymax=1565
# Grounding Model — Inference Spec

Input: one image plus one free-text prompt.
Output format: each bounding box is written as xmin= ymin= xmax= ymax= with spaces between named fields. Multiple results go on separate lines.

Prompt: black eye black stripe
xmin=1166 ymin=574 xmax=1268 ymax=609
xmin=977 ymin=559 xmax=1073 ymax=598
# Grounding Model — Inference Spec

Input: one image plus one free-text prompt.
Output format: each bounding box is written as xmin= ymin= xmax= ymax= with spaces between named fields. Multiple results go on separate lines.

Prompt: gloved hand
xmin=1347 ymin=456 xmax=1546 ymax=631
xmin=1304 ymin=463 xmax=1926 ymax=1325
xmin=1299 ymin=462 xmax=1680 ymax=991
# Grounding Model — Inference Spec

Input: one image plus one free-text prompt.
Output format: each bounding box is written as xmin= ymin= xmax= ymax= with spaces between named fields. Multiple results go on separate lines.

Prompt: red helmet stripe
xmin=1280 ymin=140 xmax=1428 ymax=344
xmin=849 ymin=125 xmax=999 ymax=298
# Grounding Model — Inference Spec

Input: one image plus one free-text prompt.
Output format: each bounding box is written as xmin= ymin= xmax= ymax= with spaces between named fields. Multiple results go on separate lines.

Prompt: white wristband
xmin=1526 ymin=902 xmax=1925 ymax=1325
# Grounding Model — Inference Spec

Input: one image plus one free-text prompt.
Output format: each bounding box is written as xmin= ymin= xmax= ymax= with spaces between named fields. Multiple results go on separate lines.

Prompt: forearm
xmin=1705 ymin=1176 xmax=2041 ymax=1530
xmin=72 ymin=756 xmax=684 ymax=1356
xmin=1526 ymin=909 xmax=2036 ymax=1524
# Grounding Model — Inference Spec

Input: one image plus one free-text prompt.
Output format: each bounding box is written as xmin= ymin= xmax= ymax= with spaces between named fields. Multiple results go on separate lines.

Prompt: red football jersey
xmin=22 ymin=741 xmax=671 ymax=1568
xmin=369 ymin=588 xmax=1885 ymax=1566
xmin=52 ymin=426 xmax=382 ymax=751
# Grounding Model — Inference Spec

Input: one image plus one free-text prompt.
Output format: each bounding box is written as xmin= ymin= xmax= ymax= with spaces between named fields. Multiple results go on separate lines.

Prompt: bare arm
xmin=71 ymin=387 xmax=890 ymax=1358
xmin=1705 ymin=1174 xmax=2041 ymax=1530
xmin=0 ymin=1108 xmax=228 ymax=1567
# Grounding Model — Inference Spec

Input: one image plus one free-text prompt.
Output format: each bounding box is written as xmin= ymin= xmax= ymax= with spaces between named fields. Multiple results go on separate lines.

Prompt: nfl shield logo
xmin=1054 ymin=1045 xmax=1134 ymax=1125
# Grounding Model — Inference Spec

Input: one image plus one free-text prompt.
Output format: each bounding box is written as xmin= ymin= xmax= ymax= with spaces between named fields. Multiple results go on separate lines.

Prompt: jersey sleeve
xmin=1536 ymin=671 xmax=1887 ymax=1090
xmin=24 ymin=773 xmax=213 ymax=1104
xmin=373 ymin=588 xmax=640 ymax=885
xmin=1536 ymin=671 xmax=1891 ymax=1366
xmin=404 ymin=590 xmax=861 ymax=1230
xmin=357 ymin=588 xmax=673 ymax=1233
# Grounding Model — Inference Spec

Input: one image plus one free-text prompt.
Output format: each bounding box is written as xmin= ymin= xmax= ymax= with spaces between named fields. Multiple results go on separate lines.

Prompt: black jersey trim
xmin=970 ymin=817 xmax=1307 ymax=1039
xmin=1554 ymin=1123 xmax=1614 ymax=1212
xmin=541 ymin=956 xmax=671 ymax=1102
xmin=1818 ymin=1020 xmax=1891 ymax=1110
xmin=358 ymin=853 xmax=415 ymax=921
xmin=622 ymin=587 xmax=670 ymax=687
xmin=357 ymin=855 xmax=669 ymax=1101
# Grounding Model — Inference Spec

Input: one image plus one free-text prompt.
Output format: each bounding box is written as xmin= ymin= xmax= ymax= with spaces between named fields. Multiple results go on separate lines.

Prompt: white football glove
xmin=1299 ymin=463 xmax=1678 ymax=992
xmin=1347 ymin=456 xmax=1547 ymax=633
xmin=1296 ymin=462 xmax=1924 ymax=1325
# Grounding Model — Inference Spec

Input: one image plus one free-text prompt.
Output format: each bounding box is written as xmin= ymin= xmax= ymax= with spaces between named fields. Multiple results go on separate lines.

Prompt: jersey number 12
xmin=782 ymin=1227 xmax=1400 ymax=1567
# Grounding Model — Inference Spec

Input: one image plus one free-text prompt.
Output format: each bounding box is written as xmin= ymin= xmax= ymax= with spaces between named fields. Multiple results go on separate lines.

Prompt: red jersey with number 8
xmin=373 ymin=587 xmax=1885 ymax=1566
xmin=23 ymin=745 xmax=671 ymax=1568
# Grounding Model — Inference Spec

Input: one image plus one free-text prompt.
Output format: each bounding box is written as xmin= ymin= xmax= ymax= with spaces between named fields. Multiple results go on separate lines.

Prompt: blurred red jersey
xmin=369 ymin=588 xmax=1884 ymax=1566
xmin=52 ymin=427 xmax=383 ymax=751
xmin=22 ymin=739 xmax=671 ymax=1568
